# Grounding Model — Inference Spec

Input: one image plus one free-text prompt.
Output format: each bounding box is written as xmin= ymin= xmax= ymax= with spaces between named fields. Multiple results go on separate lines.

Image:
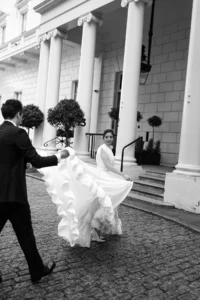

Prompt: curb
xmin=26 ymin=174 xmax=200 ymax=235
xmin=26 ymin=173 xmax=44 ymax=182
xmin=121 ymin=202 xmax=200 ymax=235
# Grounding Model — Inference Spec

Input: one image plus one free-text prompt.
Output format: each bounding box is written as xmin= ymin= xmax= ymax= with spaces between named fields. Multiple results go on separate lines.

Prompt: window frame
xmin=71 ymin=80 xmax=78 ymax=101
xmin=21 ymin=11 xmax=27 ymax=33
xmin=14 ymin=91 xmax=22 ymax=101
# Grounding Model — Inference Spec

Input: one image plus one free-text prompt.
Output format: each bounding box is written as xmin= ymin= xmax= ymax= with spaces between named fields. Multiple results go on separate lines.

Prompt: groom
xmin=0 ymin=99 xmax=69 ymax=283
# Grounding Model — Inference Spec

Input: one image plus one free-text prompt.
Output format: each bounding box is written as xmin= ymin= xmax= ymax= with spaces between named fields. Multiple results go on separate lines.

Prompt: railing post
xmin=120 ymin=136 xmax=143 ymax=173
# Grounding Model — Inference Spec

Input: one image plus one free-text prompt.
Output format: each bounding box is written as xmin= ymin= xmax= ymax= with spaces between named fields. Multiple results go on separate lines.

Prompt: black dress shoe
xmin=32 ymin=262 xmax=56 ymax=283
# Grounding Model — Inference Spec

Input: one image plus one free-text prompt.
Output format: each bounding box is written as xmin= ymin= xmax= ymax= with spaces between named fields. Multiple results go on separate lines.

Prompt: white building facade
xmin=0 ymin=0 xmax=200 ymax=213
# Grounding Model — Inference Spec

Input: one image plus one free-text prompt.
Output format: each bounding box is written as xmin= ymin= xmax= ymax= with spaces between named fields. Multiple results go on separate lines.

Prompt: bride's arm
xmin=100 ymin=148 xmax=131 ymax=180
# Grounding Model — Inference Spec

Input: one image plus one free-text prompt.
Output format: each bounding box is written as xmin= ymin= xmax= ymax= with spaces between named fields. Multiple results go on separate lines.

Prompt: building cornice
xmin=34 ymin=0 xmax=67 ymax=15
xmin=0 ymin=11 xmax=8 ymax=24
xmin=121 ymin=0 xmax=152 ymax=8
xmin=15 ymin=0 xmax=30 ymax=9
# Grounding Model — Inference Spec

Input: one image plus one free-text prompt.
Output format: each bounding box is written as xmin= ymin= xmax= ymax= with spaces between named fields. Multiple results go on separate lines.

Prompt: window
xmin=71 ymin=80 xmax=78 ymax=101
xmin=14 ymin=91 xmax=22 ymax=101
xmin=113 ymin=72 xmax=122 ymax=109
xmin=21 ymin=12 xmax=27 ymax=33
xmin=112 ymin=72 xmax=122 ymax=135
xmin=1 ymin=25 xmax=6 ymax=44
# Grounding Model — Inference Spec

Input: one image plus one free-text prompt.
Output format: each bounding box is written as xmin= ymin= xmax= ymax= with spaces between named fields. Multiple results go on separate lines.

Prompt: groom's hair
xmin=1 ymin=99 xmax=23 ymax=119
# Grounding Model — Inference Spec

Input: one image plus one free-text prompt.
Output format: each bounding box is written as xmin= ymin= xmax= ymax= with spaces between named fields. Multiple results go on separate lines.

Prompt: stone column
xmin=42 ymin=29 xmax=67 ymax=153
xmin=90 ymin=53 xmax=104 ymax=133
xmin=115 ymin=0 xmax=152 ymax=165
xmin=73 ymin=13 xmax=102 ymax=157
xmin=33 ymin=34 xmax=50 ymax=149
xmin=164 ymin=0 xmax=200 ymax=212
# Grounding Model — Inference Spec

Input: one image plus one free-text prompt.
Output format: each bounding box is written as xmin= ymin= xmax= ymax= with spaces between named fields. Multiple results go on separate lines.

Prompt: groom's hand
xmin=60 ymin=149 xmax=70 ymax=159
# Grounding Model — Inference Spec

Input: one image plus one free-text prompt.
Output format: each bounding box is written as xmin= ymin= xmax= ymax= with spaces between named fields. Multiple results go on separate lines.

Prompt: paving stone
xmin=1 ymin=177 xmax=200 ymax=299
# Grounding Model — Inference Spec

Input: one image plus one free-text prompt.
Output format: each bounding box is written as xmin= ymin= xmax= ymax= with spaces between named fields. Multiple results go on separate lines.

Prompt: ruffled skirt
xmin=39 ymin=148 xmax=133 ymax=247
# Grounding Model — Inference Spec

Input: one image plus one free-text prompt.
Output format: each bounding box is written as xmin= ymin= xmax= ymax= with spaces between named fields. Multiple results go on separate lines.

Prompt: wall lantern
xmin=140 ymin=0 xmax=156 ymax=85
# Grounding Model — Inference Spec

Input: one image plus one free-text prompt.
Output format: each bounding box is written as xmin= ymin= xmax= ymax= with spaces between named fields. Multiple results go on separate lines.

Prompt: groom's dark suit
xmin=0 ymin=120 xmax=58 ymax=281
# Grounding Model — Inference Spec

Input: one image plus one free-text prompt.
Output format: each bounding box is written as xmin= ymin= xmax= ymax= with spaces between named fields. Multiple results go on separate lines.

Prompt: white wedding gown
xmin=39 ymin=145 xmax=133 ymax=247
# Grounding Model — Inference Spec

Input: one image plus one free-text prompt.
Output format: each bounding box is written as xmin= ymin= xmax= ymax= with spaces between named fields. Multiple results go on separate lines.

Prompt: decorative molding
xmin=7 ymin=56 xmax=27 ymax=64
xmin=121 ymin=0 xmax=152 ymax=7
xmin=20 ymin=51 xmax=39 ymax=60
xmin=0 ymin=61 xmax=15 ymax=68
xmin=0 ymin=11 xmax=8 ymax=24
xmin=78 ymin=13 xmax=102 ymax=27
xmin=34 ymin=0 xmax=67 ymax=15
xmin=15 ymin=0 xmax=30 ymax=10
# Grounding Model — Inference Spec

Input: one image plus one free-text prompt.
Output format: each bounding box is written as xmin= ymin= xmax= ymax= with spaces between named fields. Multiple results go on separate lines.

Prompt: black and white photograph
xmin=0 ymin=0 xmax=200 ymax=299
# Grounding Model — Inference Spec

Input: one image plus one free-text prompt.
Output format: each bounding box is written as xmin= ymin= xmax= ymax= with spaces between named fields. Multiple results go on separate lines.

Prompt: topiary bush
xmin=47 ymin=99 xmax=86 ymax=146
xmin=21 ymin=104 xmax=44 ymax=136
xmin=147 ymin=115 xmax=162 ymax=141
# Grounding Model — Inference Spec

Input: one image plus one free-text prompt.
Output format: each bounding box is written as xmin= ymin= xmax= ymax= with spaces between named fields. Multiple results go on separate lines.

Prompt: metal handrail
xmin=86 ymin=133 xmax=103 ymax=158
xmin=120 ymin=136 xmax=143 ymax=172
xmin=43 ymin=136 xmax=66 ymax=148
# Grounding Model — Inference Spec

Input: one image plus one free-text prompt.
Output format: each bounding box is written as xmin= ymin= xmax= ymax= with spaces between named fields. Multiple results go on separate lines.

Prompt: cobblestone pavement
xmin=1 ymin=178 xmax=200 ymax=299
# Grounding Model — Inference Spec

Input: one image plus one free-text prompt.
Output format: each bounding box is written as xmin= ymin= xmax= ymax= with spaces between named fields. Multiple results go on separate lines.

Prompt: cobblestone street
xmin=1 ymin=177 xmax=200 ymax=300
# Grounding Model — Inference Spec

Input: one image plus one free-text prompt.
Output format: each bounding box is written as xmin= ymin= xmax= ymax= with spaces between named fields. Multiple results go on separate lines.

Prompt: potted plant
xmin=147 ymin=115 xmax=162 ymax=142
xmin=47 ymin=99 xmax=86 ymax=146
xmin=135 ymin=137 xmax=144 ymax=165
xmin=143 ymin=138 xmax=161 ymax=165
xmin=21 ymin=104 xmax=44 ymax=136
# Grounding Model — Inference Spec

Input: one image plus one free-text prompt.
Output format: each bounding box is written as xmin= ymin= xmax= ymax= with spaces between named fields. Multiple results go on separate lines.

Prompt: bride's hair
xmin=103 ymin=129 xmax=114 ymax=138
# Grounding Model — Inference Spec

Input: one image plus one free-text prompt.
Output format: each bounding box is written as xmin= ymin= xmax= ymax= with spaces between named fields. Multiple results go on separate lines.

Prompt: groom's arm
xmin=14 ymin=128 xmax=68 ymax=168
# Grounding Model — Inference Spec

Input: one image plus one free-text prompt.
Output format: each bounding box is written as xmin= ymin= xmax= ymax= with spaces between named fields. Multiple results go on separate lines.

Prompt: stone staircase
xmin=127 ymin=169 xmax=175 ymax=208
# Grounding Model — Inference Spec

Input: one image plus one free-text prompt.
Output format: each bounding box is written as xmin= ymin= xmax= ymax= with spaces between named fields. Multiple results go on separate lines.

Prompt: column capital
xmin=38 ymin=33 xmax=50 ymax=44
xmin=121 ymin=0 xmax=152 ymax=8
xmin=39 ymin=29 xmax=67 ymax=43
xmin=78 ymin=13 xmax=102 ymax=27
xmin=51 ymin=29 xmax=68 ymax=39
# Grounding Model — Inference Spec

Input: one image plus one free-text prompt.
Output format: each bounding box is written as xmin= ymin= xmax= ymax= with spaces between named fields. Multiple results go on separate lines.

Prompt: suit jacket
xmin=0 ymin=121 xmax=58 ymax=204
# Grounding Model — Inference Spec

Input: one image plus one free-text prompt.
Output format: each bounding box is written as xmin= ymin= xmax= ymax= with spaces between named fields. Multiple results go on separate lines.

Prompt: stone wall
xmin=0 ymin=60 xmax=39 ymax=126
xmin=98 ymin=18 xmax=190 ymax=166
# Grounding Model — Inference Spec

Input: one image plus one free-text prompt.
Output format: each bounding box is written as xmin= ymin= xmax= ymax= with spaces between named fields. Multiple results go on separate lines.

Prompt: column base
xmin=164 ymin=172 xmax=200 ymax=213
xmin=174 ymin=163 xmax=200 ymax=176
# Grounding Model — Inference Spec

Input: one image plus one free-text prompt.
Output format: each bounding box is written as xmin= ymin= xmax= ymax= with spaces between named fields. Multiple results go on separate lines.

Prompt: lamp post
xmin=140 ymin=0 xmax=156 ymax=85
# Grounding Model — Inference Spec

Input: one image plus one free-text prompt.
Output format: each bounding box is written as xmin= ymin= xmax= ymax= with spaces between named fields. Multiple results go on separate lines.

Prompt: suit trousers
xmin=0 ymin=203 xmax=44 ymax=280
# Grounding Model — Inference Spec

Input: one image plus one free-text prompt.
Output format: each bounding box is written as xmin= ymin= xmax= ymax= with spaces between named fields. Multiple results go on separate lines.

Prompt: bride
xmin=39 ymin=129 xmax=133 ymax=247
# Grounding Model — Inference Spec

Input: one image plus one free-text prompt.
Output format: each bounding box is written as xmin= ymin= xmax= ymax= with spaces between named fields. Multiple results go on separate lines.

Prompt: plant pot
xmin=143 ymin=153 xmax=161 ymax=165
xmin=135 ymin=152 xmax=143 ymax=165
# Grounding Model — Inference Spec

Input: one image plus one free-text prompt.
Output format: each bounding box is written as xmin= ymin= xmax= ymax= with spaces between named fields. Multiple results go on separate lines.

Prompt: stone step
xmin=145 ymin=170 xmax=166 ymax=179
xmin=133 ymin=180 xmax=164 ymax=194
xmin=125 ymin=192 xmax=175 ymax=208
xmin=131 ymin=188 xmax=164 ymax=201
xmin=139 ymin=174 xmax=165 ymax=185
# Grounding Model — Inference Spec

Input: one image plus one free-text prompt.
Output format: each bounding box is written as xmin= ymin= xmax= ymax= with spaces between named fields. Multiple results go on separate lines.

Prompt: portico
xmin=33 ymin=0 xmax=153 ymax=166
xmin=33 ymin=0 xmax=200 ymax=212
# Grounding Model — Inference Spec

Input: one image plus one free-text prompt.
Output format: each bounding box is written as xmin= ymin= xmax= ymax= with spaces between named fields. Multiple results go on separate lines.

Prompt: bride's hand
xmin=123 ymin=174 xmax=132 ymax=181
xmin=60 ymin=149 xmax=70 ymax=159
